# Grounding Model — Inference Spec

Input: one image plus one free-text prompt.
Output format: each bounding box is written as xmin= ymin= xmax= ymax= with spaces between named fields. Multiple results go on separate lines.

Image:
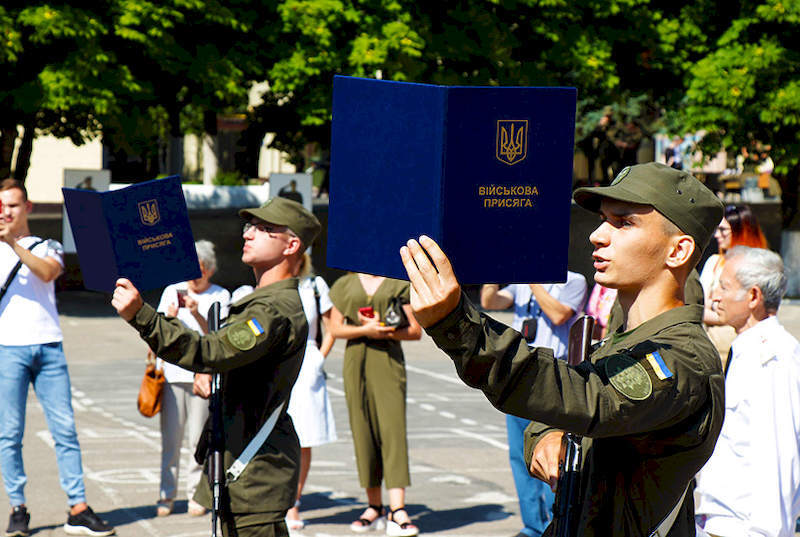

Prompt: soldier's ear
xmin=283 ymin=236 xmax=302 ymax=257
xmin=665 ymin=234 xmax=695 ymax=269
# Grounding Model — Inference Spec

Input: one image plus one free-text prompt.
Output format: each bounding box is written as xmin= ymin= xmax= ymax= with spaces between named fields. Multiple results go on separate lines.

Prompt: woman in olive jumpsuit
xmin=328 ymin=273 xmax=422 ymax=536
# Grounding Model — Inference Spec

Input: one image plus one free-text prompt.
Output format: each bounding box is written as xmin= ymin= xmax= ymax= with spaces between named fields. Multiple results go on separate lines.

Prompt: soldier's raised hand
xmin=399 ymin=235 xmax=461 ymax=328
xmin=112 ymin=278 xmax=144 ymax=321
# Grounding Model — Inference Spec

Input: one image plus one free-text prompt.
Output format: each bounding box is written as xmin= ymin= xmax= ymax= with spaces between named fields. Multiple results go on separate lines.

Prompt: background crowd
xmin=2 ymin=172 xmax=800 ymax=537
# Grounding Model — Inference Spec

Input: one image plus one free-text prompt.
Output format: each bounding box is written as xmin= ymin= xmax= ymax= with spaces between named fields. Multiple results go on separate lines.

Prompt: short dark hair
xmin=0 ymin=178 xmax=28 ymax=202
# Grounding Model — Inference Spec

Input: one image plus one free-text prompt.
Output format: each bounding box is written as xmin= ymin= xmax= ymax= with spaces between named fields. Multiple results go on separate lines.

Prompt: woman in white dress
xmin=285 ymin=254 xmax=337 ymax=530
xmin=151 ymin=240 xmax=231 ymax=517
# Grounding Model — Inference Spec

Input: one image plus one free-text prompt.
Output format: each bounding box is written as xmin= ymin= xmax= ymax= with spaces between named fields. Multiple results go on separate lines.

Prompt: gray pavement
xmin=5 ymin=292 xmax=800 ymax=536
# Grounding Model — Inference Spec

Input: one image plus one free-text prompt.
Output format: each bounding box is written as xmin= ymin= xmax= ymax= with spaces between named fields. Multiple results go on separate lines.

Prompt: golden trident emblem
xmin=138 ymin=199 xmax=160 ymax=226
xmin=496 ymin=120 xmax=528 ymax=165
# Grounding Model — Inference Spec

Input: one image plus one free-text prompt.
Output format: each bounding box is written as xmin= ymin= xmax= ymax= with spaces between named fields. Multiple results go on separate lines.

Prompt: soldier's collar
xmin=622 ymin=304 xmax=703 ymax=343
xmin=231 ymin=277 xmax=299 ymax=308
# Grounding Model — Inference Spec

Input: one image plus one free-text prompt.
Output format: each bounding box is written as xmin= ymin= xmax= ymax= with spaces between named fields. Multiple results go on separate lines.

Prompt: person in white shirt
xmin=0 ymin=179 xmax=114 ymax=537
xmin=150 ymin=240 xmax=231 ymax=517
xmin=285 ymin=254 xmax=337 ymax=531
xmin=695 ymin=246 xmax=800 ymax=537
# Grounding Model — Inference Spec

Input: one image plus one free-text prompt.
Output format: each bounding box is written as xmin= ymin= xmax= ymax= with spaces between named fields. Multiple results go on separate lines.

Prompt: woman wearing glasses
xmin=700 ymin=204 xmax=767 ymax=362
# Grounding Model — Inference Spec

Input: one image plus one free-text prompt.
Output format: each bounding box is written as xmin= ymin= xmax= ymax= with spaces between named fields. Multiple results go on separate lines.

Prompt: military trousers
xmin=220 ymin=516 xmax=288 ymax=537
xmin=343 ymin=341 xmax=410 ymax=489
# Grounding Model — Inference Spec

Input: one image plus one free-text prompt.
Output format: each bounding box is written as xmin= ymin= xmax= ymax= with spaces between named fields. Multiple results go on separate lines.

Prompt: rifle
xmin=207 ymin=302 xmax=224 ymax=537
xmin=552 ymin=314 xmax=594 ymax=537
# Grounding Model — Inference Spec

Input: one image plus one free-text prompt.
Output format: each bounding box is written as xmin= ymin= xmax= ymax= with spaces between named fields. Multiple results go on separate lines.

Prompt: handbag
xmin=383 ymin=297 xmax=409 ymax=329
xmin=137 ymin=360 xmax=165 ymax=417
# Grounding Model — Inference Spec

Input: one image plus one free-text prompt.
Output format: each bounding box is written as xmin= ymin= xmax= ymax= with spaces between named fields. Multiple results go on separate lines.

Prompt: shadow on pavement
xmin=303 ymin=493 xmax=511 ymax=533
xmin=93 ymin=504 xmax=158 ymax=528
xmin=30 ymin=523 xmax=61 ymax=535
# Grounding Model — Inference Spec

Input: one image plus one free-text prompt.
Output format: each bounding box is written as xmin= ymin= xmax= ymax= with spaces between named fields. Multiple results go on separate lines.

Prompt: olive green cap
xmin=239 ymin=197 xmax=321 ymax=247
xmin=573 ymin=162 xmax=724 ymax=251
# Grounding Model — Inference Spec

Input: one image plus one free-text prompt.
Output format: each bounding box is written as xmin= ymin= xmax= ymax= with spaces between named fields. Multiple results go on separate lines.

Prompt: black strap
xmin=724 ymin=347 xmax=733 ymax=378
xmin=312 ymin=277 xmax=323 ymax=347
xmin=0 ymin=239 xmax=46 ymax=305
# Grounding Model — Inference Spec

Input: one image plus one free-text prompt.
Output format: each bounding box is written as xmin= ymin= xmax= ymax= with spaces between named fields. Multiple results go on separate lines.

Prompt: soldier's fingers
xmin=407 ymin=239 xmax=442 ymax=294
xmin=115 ymin=278 xmax=134 ymax=290
xmin=418 ymin=235 xmax=456 ymax=282
xmin=400 ymin=244 xmax=433 ymax=302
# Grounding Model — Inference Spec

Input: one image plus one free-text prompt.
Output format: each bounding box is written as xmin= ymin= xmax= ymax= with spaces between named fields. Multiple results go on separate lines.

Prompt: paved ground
xmin=5 ymin=292 xmax=800 ymax=536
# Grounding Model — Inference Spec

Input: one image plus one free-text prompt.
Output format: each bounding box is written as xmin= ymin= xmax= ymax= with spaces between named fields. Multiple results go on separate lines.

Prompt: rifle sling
xmin=225 ymin=401 xmax=285 ymax=482
xmin=650 ymin=485 xmax=688 ymax=537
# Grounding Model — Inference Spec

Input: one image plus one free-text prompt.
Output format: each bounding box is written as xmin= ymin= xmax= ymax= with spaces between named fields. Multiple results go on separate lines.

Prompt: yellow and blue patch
xmin=247 ymin=318 xmax=264 ymax=337
xmin=645 ymin=351 xmax=673 ymax=381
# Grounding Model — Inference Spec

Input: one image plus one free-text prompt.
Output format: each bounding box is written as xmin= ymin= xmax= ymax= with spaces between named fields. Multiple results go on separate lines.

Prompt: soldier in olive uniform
xmin=112 ymin=197 xmax=320 ymax=537
xmin=399 ymin=163 xmax=725 ymax=536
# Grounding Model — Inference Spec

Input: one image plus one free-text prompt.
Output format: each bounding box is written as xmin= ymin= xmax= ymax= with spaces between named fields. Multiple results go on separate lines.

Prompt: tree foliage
xmin=680 ymin=1 xmax=800 ymax=170
xmin=256 ymin=0 xmax=732 ymax=167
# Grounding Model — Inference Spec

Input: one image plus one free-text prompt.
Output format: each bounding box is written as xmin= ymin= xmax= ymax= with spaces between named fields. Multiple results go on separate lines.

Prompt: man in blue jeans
xmin=0 ymin=179 xmax=114 ymax=537
xmin=481 ymin=274 xmax=587 ymax=537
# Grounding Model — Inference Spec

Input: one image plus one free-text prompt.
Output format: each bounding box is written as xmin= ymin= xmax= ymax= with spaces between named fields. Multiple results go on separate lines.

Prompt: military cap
xmin=239 ymin=196 xmax=321 ymax=247
xmin=573 ymin=162 xmax=724 ymax=251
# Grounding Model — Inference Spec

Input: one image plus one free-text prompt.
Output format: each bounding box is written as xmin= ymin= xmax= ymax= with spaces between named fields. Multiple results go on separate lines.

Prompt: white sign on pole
xmin=63 ymin=169 xmax=111 ymax=253
xmin=268 ymin=173 xmax=313 ymax=213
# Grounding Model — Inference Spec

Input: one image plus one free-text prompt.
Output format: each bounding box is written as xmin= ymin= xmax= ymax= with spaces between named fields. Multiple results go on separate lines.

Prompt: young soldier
xmin=400 ymin=163 xmax=725 ymax=536
xmin=112 ymin=197 xmax=320 ymax=537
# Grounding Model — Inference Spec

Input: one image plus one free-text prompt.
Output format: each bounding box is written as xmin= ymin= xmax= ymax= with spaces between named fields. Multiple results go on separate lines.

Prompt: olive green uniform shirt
xmin=129 ymin=278 xmax=308 ymax=522
xmin=427 ymin=293 xmax=723 ymax=537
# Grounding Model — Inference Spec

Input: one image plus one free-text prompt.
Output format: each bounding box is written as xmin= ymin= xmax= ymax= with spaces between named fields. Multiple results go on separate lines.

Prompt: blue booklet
xmin=327 ymin=76 xmax=577 ymax=284
xmin=62 ymin=176 xmax=201 ymax=292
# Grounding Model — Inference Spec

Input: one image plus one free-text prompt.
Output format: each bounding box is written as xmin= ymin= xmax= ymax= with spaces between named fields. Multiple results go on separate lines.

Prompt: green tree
xmin=0 ymin=3 xmax=132 ymax=180
xmin=255 ymin=0 xmax=729 ymax=176
xmin=0 ymin=1 xmax=276 ymax=183
xmin=679 ymin=0 xmax=800 ymax=225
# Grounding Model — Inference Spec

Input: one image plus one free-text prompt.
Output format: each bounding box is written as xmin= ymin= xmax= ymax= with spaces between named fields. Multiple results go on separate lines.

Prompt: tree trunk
xmin=0 ymin=127 xmax=17 ymax=179
xmin=13 ymin=120 xmax=35 ymax=182
xmin=166 ymin=104 xmax=183 ymax=176
xmin=780 ymin=163 xmax=800 ymax=229
xmin=202 ymin=110 xmax=218 ymax=185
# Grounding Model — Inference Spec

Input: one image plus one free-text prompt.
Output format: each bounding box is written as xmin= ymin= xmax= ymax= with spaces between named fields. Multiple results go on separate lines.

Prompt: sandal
xmin=350 ymin=504 xmax=386 ymax=533
xmin=286 ymin=500 xmax=305 ymax=531
xmin=386 ymin=507 xmax=418 ymax=537
xmin=155 ymin=499 xmax=173 ymax=517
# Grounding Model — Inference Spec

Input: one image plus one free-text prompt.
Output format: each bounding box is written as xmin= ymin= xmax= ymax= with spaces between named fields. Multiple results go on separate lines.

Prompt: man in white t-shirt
xmin=480 ymin=273 xmax=588 ymax=537
xmin=0 ymin=179 xmax=114 ymax=537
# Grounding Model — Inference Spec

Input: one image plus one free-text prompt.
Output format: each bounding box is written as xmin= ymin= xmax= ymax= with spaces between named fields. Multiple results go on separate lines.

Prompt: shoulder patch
xmin=645 ymin=350 xmax=673 ymax=380
xmin=227 ymin=322 xmax=256 ymax=351
xmin=605 ymin=353 xmax=652 ymax=401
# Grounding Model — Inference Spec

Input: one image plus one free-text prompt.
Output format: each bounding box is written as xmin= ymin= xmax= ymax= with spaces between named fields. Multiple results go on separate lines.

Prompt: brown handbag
xmin=137 ymin=362 xmax=165 ymax=417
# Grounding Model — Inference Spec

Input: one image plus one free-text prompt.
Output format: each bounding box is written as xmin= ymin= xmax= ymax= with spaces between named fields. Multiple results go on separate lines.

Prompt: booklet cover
xmin=326 ymin=76 xmax=577 ymax=284
xmin=63 ymin=176 xmax=201 ymax=292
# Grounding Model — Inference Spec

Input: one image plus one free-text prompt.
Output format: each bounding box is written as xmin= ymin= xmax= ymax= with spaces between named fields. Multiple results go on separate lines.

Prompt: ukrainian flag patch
xmin=247 ymin=318 xmax=264 ymax=337
xmin=645 ymin=351 xmax=673 ymax=380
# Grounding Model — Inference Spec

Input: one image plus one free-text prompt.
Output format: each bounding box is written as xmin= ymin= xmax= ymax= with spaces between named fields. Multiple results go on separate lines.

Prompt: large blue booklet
xmin=63 ymin=176 xmax=201 ymax=292
xmin=327 ymin=76 xmax=577 ymax=284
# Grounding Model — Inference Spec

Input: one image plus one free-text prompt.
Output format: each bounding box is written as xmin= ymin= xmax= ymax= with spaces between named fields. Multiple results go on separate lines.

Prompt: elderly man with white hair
xmin=695 ymin=246 xmax=800 ymax=537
